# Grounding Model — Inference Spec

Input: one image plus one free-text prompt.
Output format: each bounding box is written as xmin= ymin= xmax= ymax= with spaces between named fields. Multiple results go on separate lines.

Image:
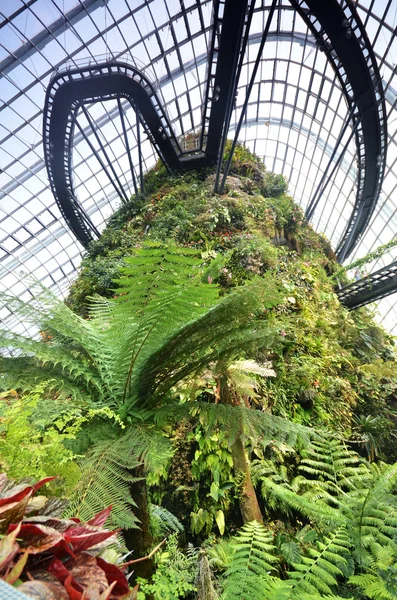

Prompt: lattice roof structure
xmin=1 ymin=0 xmax=397 ymax=336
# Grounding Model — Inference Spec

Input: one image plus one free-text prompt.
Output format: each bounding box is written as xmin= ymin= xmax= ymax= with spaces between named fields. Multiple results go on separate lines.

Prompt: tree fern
xmin=0 ymin=245 xmax=283 ymax=530
xmin=222 ymin=521 xmax=277 ymax=600
xmin=104 ymin=246 xmax=221 ymax=405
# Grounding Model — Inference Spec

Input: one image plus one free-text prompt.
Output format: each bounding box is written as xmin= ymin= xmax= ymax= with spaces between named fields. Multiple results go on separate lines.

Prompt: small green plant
xmin=0 ymin=386 xmax=80 ymax=495
xmin=138 ymin=534 xmax=198 ymax=599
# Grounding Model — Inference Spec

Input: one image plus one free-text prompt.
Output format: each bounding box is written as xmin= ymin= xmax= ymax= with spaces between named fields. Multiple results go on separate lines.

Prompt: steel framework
xmin=337 ymin=262 xmax=397 ymax=310
xmin=42 ymin=0 xmax=387 ymax=257
xmin=289 ymin=0 xmax=387 ymax=262
xmin=2 ymin=0 xmax=397 ymax=334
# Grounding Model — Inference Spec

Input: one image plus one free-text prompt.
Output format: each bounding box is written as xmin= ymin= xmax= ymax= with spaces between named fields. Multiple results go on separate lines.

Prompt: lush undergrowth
xmin=1 ymin=142 xmax=397 ymax=599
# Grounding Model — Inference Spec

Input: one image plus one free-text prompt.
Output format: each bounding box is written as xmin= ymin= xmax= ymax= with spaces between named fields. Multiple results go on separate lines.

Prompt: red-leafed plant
xmin=0 ymin=474 xmax=138 ymax=599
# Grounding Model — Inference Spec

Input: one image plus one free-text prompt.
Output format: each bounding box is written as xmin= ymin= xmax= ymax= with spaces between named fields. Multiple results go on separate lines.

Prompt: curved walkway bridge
xmin=337 ymin=262 xmax=397 ymax=310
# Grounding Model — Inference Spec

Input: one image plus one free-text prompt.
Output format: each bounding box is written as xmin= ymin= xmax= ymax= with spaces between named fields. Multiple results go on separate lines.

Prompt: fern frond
xmin=156 ymin=402 xmax=315 ymax=452
xmin=349 ymin=573 xmax=397 ymax=600
xmin=298 ymin=437 xmax=369 ymax=495
xmin=222 ymin=521 xmax=277 ymax=600
xmin=125 ymin=274 xmax=282 ymax=412
xmin=127 ymin=425 xmax=173 ymax=472
xmin=260 ymin=476 xmax=344 ymax=526
xmin=350 ymin=462 xmax=397 ymax=551
xmin=65 ymin=433 xmax=142 ymax=529
xmin=0 ymin=334 xmax=107 ymax=399
xmin=150 ymin=504 xmax=184 ymax=535
xmin=262 ymin=577 xmax=349 ymax=600
xmin=285 ymin=528 xmax=350 ymax=597
xmin=105 ymin=246 xmax=220 ymax=402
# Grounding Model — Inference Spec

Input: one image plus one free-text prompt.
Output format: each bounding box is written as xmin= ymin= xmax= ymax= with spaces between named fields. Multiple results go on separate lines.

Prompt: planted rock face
xmin=66 ymin=142 xmax=397 ymax=457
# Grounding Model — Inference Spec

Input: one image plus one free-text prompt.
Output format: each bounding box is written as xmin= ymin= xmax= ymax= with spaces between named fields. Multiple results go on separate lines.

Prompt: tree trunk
xmin=123 ymin=469 xmax=155 ymax=581
xmin=217 ymin=370 xmax=264 ymax=524
xmin=230 ymin=435 xmax=263 ymax=524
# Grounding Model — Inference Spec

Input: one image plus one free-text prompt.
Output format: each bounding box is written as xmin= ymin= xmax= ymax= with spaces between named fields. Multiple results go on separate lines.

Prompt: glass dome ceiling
xmin=1 ymin=0 xmax=397 ymax=336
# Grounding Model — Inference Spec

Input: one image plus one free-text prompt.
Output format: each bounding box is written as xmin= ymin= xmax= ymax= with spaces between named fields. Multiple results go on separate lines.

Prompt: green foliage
xmin=1 ymin=246 xmax=276 ymax=414
xmin=222 ymin=521 xmax=277 ymax=600
xmin=262 ymin=171 xmax=289 ymax=197
xmin=284 ymin=528 xmax=351 ymax=597
xmin=171 ymin=402 xmax=316 ymax=450
xmin=297 ymin=436 xmax=369 ymax=498
xmin=0 ymin=386 xmax=80 ymax=495
xmin=1 ymin=244 xmax=283 ymax=532
xmin=3 ymin=141 xmax=397 ymax=599
xmin=258 ymin=436 xmax=397 ymax=568
xmin=349 ymin=544 xmax=397 ymax=599
xmin=138 ymin=534 xmax=198 ymax=599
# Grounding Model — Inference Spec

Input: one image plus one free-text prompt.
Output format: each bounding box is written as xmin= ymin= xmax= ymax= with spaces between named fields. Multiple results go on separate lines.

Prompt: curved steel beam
xmin=43 ymin=60 xmax=193 ymax=245
xmin=288 ymin=0 xmax=387 ymax=262
xmin=337 ymin=261 xmax=397 ymax=310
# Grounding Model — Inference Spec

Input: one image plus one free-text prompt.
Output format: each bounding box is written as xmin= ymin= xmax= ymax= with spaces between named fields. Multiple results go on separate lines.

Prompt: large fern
xmin=221 ymin=520 xmax=277 ymax=600
xmin=0 ymin=245 xmax=283 ymax=528
xmin=284 ymin=528 xmax=351 ymax=597
xmin=257 ymin=436 xmax=397 ymax=569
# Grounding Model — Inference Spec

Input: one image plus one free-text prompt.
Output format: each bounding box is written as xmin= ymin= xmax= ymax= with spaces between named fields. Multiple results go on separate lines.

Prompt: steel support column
xmin=218 ymin=0 xmax=278 ymax=194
